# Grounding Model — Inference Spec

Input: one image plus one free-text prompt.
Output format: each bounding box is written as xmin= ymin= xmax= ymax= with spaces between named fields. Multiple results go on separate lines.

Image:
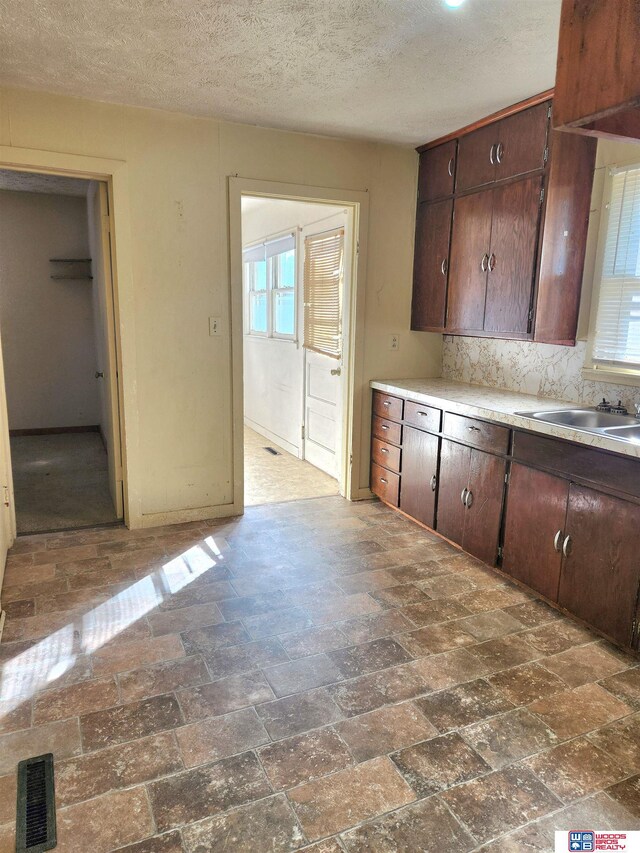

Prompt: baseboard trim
xmin=243 ymin=418 xmax=301 ymax=459
xmin=9 ymin=425 xmax=100 ymax=437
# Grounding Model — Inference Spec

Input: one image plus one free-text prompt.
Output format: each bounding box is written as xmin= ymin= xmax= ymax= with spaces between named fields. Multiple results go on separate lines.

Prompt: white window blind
xmin=592 ymin=164 xmax=640 ymax=368
xmin=303 ymin=227 xmax=344 ymax=359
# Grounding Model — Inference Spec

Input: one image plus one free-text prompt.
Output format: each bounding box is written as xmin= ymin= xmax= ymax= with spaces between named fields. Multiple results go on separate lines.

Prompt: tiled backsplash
xmin=442 ymin=336 xmax=639 ymax=411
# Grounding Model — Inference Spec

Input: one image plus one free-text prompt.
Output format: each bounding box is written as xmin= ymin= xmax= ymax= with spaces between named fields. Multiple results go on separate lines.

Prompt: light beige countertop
xmin=370 ymin=378 xmax=640 ymax=460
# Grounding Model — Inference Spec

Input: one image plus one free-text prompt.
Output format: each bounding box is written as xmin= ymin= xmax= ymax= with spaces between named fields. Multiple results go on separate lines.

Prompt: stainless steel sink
xmin=601 ymin=424 xmax=640 ymax=444
xmin=516 ymin=408 xmax=640 ymax=443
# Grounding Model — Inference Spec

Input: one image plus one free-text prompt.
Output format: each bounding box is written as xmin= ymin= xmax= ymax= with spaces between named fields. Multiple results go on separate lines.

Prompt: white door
xmin=303 ymin=350 xmax=342 ymax=478
xmin=302 ymin=222 xmax=346 ymax=480
xmin=0 ymin=333 xmax=15 ymax=616
xmin=90 ymin=183 xmax=124 ymax=518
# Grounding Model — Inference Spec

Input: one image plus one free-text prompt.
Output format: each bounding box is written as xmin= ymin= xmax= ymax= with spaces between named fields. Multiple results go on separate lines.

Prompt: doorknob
xmin=95 ymin=371 xmax=104 ymax=379
xmin=330 ymin=368 xmax=341 ymax=376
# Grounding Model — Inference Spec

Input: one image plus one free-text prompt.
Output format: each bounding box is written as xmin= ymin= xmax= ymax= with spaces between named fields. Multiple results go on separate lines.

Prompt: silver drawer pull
xmin=441 ymin=258 xmax=448 ymax=276
xmin=489 ymin=143 xmax=496 ymax=165
xmin=381 ymin=424 xmax=389 ymax=430
xmin=496 ymin=142 xmax=504 ymax=164
xmin=417 ymin=411 xmax=429 ymax=417
xmin=465 ymin=490 xmax=473 ymax=508
xmin=467 ymin=426 xmax=481 ymax=432
xmin=380 ymin=448 xmax=389 ymax=454
xmin=553 ymin=530 xmax=563 ymax=553
xmin=562 ymin=535 xmax=572 ymax=558
xmin=461 ymin=487 xmax=468 ymax=506
xmin=447 ymin=157 xmax=454 ymax=177
xmin=480 ymin=253 xmax=489 ymax=272
xmin=380 ymin=477 xmax=388 ymax=484
xmin=383 ymin=400 xmax=391 ymax=407
xmin=430 ymin=474 xmax=437 ymax=492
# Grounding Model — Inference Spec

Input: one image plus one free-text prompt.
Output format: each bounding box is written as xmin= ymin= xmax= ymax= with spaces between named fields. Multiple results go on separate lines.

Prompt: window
xmin=243 ymin=234 xmax=296 ymax=338
xmin=590 ymin=163 xmax=640 ymax=373
xmin=303 ymin=227 xmax=344 ymax=359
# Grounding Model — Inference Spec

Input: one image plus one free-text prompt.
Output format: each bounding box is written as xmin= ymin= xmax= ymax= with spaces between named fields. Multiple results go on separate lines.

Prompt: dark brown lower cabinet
xmin=437 ymin=439 xmax=506 ymax=564
xmin=399 ymin=426 xmax=439 ymax=527
xmin=558 ymin=485 xmax=640 ymax=648
xmin=502 ymin=464 xmax=569 ymax=601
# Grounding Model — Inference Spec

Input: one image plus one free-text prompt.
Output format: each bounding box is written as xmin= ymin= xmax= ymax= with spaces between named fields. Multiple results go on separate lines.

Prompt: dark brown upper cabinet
xmin=554 ymin=0 xmax=640 ymax=142
xmin=483 ymin=175 xmax=543 ymax=335
xmin=456 ymin=102 xmax=549 ymax=192
xmin=418 ymin=140 xmax=457 ymax=202
xmin=447 ymin=190 xmax=493 ymax=333
xmin=412 ymin=92 xmax=596 ymax=345
xmin=411 ymin=199 xmax=453 ymax=331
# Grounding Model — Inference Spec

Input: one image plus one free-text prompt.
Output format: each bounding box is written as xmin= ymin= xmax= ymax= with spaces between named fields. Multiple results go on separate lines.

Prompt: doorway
xmin=0 ymin=170 xmax=124 ymax=534
xmin=240 ymin=196 xmax=353 ymax=506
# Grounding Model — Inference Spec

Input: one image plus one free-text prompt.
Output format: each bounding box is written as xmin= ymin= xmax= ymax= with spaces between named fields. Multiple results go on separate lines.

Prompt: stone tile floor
xmin=0 ymin=495 xmax=638 ymax=852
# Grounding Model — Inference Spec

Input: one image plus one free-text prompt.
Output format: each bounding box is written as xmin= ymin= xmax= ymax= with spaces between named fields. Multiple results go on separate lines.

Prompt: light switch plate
xmin=390 ymin=334 xmax=400 ymax=351
xmin=209 ymin=317 xmax=221 ymax=336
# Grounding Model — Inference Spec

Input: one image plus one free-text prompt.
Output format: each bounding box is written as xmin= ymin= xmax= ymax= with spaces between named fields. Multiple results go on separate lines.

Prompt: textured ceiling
xmin=0 ymin=169 xmax=90 ymax=196
xmin=0 ymin=0 xmax=562 ymax=146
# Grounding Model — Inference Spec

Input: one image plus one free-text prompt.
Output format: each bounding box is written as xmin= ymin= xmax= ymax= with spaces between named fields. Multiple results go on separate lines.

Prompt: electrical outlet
xmin=390 ymin=334 xmax=400 ymax=351
xmin=209 ymin=317 xmax=221 ymax=337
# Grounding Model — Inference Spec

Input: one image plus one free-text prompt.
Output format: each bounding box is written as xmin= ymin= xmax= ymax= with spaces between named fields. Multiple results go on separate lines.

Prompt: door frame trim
xmin=229 ymin=177 xmax=370 ymax=510
xmin=0 ymin=145 xmax=140 ymax=528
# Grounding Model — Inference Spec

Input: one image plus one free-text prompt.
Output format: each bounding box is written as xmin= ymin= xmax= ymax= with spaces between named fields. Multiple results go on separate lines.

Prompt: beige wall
xmin=0 ymin=189 xmax=99 ymax=430
xmin=0 ymin=86 xmax=441 ymax=525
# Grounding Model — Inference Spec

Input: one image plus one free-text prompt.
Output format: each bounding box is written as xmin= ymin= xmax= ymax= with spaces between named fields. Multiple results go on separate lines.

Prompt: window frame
xmin=584 ymin=160 xmax=640 ymax=386
xmin=243 ymin=232 xmax=297 ymax=341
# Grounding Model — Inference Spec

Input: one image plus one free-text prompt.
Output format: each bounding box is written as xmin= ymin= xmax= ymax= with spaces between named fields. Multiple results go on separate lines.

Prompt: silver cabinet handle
xmin=496 ymin=142 xmax=504 ymax=164
xmin=447 ymin=157 xmax=454 ymax=177
xmin=441 ymin=258 xmax=448 ymax=276
xmin=461 ymin=487 xmax=468 ymax=506
xmin=417 ymin=411 xmax=429 ymax=417
xmin=383 ymin=400 xmax=391 ymax=407
xmin=430 ymin=474 xmax=437 ymax=492
xmin=553 ymin=530 xmax=563 ymax=553
xmin=489 ymin=143 xmax=496 ymax=165
xmin=467 ymin=425 xmax=481 ymax=432
xmin=380 ymin=477 xmax=388 ymax=484
xmin=381 ymin=424 xmax=389 ymax=430
xmin=488 ymin=253 xmax=496 ymax=272
xmin=562 ymin=535 xmax=572 ymax=558
xmin=465 ymin=490 xmax=474 ymax=508
xmin=480 ymin=253 xmax=489 ymax=272
xmin=380 ymin=447 xmax=389 ymax=454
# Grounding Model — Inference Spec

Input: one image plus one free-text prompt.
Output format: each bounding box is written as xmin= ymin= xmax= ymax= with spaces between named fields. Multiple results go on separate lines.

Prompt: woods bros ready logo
xmin=554 ymin=831 xmax=640 ymax=851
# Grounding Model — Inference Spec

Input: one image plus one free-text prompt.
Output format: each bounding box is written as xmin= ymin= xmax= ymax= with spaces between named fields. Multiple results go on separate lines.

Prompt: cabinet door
xmin=436 ymin=439 xmax=470 ymax=547
xmin=400 ymin=427 xmax=439 ymax=528
xmin=456 ymin=123 xmax=497 ymax=192
xmin=462 ymin=449 xmax=507 ymax=565
xmin=494 ymin=103 xmax=549 ymax=182
xmin=447 ymin=191 xmax=493 ymax=332
xmin=483 ymin=176 xmax=542 ymax=334
xmin=502 ymin=464 xmax=569 ymax=600
xmin=558 ymin=485 xmax=640 ymax=648
xmin=418 ymin=141 xmax=457 ymax=202
xmin=411 ymin=199 xmax=453 ymax=331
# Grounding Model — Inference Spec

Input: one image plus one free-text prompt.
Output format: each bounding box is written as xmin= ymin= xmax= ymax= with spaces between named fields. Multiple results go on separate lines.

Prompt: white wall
xmin=242 ymin=199 xmax=345 ymax=455
xmin=0 ymin=86 xmax=442 ymax=526
xmin=0 ymin=189 xmax=99 ymax=430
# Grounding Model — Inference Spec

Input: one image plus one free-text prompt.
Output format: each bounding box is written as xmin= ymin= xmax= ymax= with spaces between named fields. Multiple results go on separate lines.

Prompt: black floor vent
xmin=16 ymin=753 xmax=56 ymax=851
xmin=264 ymin=447 xmax=281 ymax=456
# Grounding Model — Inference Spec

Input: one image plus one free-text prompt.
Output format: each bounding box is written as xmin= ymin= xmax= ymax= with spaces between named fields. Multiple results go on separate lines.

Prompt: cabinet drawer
xmin=372 ymin=415 xmax=402 ymax=447
xmin=443 ymin=412 xmax=510 ymax=455
xmin=370 ymin=462 xmax=400 ymax=507
xmin=373 ymin=391 xmax=404 ymax=422
xmin=404 ymin=401 xmax=441 ymax=432
xmin=372 ymin=437 xmax=401 ymax=473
